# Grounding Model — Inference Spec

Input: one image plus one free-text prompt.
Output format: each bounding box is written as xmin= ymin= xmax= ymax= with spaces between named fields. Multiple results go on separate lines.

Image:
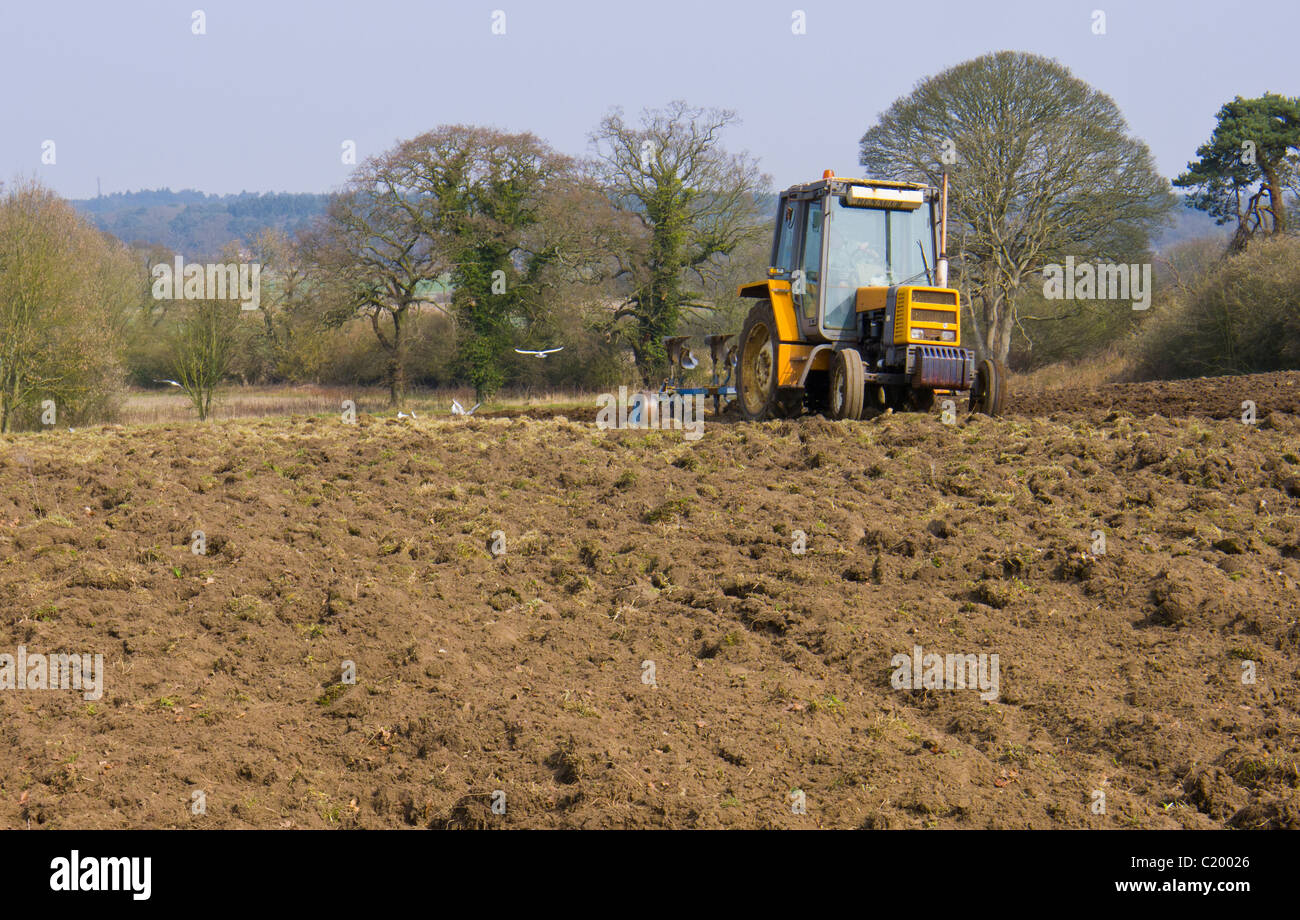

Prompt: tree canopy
xmin=859 ymin=51 xmax=1175 ymax=363
xmin=1174 ymin=92 xmax=1300 ymax=251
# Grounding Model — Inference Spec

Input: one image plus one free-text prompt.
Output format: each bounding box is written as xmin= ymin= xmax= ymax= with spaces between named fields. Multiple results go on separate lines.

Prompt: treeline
xmin=5 ymin=101 xmax=773 ymax=428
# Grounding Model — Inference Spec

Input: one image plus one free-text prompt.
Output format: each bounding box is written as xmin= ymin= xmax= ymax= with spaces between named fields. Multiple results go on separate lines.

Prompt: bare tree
xmin=169 ymin=297 xmax=239 ymax=421
xmin=859 ymin=52 xmax=1175 ymax=364
xmin=305 ymin=157 xmax=448 ymax=408
xmin=312 ymin=126 xmax=610 ymax=404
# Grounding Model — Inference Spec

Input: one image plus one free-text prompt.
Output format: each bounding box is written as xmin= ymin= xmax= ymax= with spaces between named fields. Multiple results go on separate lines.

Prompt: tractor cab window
xmin=773 ymin=202 xmax=797 ymax=274
xmin=823 ymin=199 xmax=933 ymax=330
xmin=798 ymin=201 xmax=822 ymax=318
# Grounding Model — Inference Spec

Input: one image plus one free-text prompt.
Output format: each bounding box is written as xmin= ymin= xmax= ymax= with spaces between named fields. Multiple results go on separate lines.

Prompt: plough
xmin=625 ymin=334 xmax=737 ymax=425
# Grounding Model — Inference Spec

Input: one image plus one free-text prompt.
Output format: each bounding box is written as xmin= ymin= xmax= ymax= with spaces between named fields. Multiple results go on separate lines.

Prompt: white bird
xmin=397 ymin=410 xmax=418 ymax=420
xmin=154 ymin=378 xmax=183 ymax=388
xmin=450 ymin=399 xmax=481 ymax=417
xmin=514 ymin=347 xmax=564 ymax=358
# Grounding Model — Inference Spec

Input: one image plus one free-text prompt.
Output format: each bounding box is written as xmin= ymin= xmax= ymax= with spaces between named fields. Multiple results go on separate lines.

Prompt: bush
xmin=0 ymin=181 xmax=140 ymax=431
xmin=1010 ymin=283 xmax=1144 ymax=370
xmin=1130 ymin=235 xmax=1300 ymax=380
xmin=314 ymin=311 xmax=457 ymax=388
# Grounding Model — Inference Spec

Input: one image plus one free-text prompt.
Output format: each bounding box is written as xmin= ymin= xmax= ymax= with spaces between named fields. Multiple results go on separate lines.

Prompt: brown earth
xmin=1010 ymin=370 xmax=1300 ymax=421
xmin=1 ymin=373 xmax=1298 ymax=829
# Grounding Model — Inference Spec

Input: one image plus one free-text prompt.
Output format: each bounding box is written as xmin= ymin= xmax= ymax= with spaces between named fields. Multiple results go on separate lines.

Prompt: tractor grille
xmin=911 ymin=289 xmax=958 ymax=306
xmin=911 ymin=345 xmax=974 ymax=389
xmin=910 ymin=308 xmax=957 ymax=325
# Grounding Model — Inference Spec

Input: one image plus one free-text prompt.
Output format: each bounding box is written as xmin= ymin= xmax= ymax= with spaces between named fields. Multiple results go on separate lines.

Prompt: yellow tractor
xmin=734 ymin=170 xmax=1006 ymax=420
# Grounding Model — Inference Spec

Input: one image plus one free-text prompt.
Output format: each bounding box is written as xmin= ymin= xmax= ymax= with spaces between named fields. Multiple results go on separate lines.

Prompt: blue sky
xmin=3 ymin=0 xmax=1295 ymax=197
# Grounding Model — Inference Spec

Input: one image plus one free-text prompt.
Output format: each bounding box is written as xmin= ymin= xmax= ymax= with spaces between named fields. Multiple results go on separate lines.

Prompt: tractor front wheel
xmin=829 ymin=348 xmax=865 ymax=420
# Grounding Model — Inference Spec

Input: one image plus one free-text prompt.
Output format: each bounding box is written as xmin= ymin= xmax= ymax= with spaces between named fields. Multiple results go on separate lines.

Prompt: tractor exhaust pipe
xmin=937 ymin=171 xmax=949 ymax=288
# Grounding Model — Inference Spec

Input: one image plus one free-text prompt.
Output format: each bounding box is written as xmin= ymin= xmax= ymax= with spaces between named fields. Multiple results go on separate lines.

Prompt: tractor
xmin=733 ymin=171 xmax=1006 ymax=421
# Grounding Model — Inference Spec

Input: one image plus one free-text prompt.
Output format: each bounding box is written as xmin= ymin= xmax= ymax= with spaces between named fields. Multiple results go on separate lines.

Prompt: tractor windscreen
xmin=823 ymin=199 xmax=933 ymax=330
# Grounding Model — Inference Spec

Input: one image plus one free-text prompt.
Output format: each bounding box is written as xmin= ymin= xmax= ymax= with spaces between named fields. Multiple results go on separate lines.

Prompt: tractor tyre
xmin=968 ymin=358 xmax=1007 ymax=416
xmin=829 ymin=349 xmax=866 ymax=420
xmin=737 ymin=300 xmax=793 ymax=421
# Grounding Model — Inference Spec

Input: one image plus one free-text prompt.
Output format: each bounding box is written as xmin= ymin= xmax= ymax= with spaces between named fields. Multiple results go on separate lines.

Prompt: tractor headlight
xmin=911 ymin=328 xmax=923 ymax=340
xmin=941 ymin=330 xmax=955 ymax=342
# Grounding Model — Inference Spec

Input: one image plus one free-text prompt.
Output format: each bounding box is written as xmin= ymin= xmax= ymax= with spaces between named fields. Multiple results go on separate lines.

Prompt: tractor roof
xmin=783 ymin=176 xmax=935 ymax=199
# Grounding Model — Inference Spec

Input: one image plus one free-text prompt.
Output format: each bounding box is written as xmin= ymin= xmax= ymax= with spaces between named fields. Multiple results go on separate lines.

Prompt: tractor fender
xmin=796 ymin=344 xmax=837 ymax=386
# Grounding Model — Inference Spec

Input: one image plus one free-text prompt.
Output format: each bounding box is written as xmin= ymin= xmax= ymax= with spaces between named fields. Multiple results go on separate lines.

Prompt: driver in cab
xmin=833 ymin=239 xmax=888 ymax=288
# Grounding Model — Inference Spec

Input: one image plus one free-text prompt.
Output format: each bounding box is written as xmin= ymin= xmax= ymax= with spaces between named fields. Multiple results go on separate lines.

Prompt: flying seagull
xmin=450 ymin=399 xmax=481 ymax=417
xmin=154 ymin=378 xmax=183 ymax=388
xmin=514 ymin=347 xmax=564 ymax=358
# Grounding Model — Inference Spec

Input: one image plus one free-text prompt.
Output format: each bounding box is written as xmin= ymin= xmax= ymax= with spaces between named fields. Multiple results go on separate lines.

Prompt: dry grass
xmin=120 ymin=384 xmax=596 ymax=425
xmin=1009 ymin=346 xmax=1133 ymax=393
xmin=105 ymin=348 xmax=1134 ymax=427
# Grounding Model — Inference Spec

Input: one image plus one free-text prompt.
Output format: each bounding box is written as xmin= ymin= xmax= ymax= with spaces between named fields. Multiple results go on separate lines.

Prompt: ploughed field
xmin=1 ymin=371 xmax=1299 ymax=828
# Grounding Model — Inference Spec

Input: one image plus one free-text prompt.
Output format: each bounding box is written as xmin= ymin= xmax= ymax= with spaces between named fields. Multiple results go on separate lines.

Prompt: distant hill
xmin=71 ymin=187 xmax=1230 ymax=260
xmin=71 ymin=189 xmax=329 ymax=258
xmin=1152 ymin=196 xmax=1230 ymax=252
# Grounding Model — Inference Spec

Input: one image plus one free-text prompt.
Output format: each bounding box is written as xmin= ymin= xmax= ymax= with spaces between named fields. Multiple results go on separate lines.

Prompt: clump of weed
xmin=644 ymin=497 xmax=692 ymax=523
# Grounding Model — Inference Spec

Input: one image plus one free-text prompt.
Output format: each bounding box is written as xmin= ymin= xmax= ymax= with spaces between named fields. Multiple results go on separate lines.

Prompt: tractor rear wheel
xmin=968 ymin=358 xmax=1007 ymax=416
xmin=829 ymin=349 xmax=865 ymax=420
xmin=737 ymin=300 xmax=798 ymax=421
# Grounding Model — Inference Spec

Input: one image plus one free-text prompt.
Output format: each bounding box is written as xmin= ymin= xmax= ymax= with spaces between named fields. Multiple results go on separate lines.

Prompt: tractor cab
xmin=768 ymin=176 xmax=943 ymax=343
